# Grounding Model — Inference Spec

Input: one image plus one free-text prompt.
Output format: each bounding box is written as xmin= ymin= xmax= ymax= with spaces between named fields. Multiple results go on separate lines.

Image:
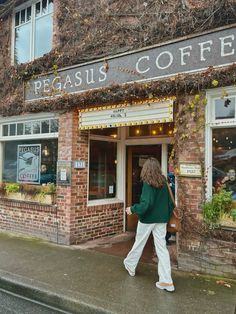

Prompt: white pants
xmin=124 ymin=222 xmax=173 ymax=283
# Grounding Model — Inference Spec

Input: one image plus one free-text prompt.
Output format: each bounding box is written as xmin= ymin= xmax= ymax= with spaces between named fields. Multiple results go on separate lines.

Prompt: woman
xmin=124 ymin=157 xmax=175 ymax=292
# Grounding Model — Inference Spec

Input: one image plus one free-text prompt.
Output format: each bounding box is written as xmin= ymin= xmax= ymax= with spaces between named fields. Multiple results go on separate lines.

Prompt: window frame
xmin=0 ymin=113 xmax=58 ymax=184
xmin=11 ymin=0 xmax=54 ymax=65
xmin=0 ymin=113 xmax=58 ymax=141
xmin=88 ymin=132 xmax=121 ymax=206
xmin=205 ymin=86 xmax=236 ymax=200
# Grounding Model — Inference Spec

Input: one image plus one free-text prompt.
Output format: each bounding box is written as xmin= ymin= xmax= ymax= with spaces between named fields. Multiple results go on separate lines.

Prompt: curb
xmin=0 ymin=276 xmax=114 ymax=314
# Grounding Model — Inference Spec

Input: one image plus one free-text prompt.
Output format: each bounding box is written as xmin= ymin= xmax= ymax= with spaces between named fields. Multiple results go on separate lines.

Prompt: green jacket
xmin=131 ymin=182 xmax=174 ymax=224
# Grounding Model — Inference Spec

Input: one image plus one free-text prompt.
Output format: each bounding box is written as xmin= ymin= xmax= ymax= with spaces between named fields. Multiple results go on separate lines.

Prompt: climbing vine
xmin=0 ymin=0 xmax=236 ymax=243
xmin=1 ymin=0 xmax=236 ymax=115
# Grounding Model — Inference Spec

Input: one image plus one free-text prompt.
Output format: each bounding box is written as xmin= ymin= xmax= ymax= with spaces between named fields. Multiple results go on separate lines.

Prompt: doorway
xmin=126 ymin=145 xmax=162 ymax=231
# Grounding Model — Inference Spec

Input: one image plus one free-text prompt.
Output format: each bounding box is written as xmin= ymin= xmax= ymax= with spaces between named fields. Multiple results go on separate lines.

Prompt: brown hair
xmin=140 ymin=157 xmax=165 ymax=188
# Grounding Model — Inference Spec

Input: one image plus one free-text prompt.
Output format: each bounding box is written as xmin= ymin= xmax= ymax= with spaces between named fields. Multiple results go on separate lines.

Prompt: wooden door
xmin=126 ymin=145 xmax=161 ymax=231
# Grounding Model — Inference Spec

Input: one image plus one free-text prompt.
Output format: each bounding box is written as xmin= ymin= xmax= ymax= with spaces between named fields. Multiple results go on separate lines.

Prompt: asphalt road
xmin=0 ymin=289 xmax=71 ymax=314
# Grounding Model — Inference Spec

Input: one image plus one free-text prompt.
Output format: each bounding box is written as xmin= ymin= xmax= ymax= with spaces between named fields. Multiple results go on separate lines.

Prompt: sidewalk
xmin=0 ymin=232 xmax=235 ymax=314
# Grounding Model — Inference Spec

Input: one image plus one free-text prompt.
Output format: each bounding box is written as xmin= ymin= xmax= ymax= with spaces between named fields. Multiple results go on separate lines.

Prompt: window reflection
xmin=17 ymin=123 xmax=24 ymax=135
xmin=14 ymin=0 xmax=53 ymax=64
xmin=15 ymin=24 xmax=31 ymax=64
xmin=215 ymin=98 xmax=235 ymax=120
xmin=90 ymin=127 xmax=118 ymax=138
xmin=3 ymin=139 xmax=58 ymax=185
xmin=42 ymin=120 xmax=50 ymax=133
xmin=129 ymin=123 xmax=174 ymax=137
xmin=42 ymin=0 xmax=47 ymax=14
xmin=10 ymin=124 xmax=16 ymax=136
xmin=21 ymin=9 xmax=25 ymax=23
xmin=50 ymin=119 xmax=58 ymax=132
xmin=3 ymin=125 xmax=8 ymax=136
xmin=2 ymin=119 xmax=57 ymax=136
xmin=48 ymin=0 xmax=53 ymax=13
xmin=212 ymin=127 xmax=236 ymax=200
xmin=89 ymin=141 xmax=117 ymax=200
xmin=32 ymin=121 xmax=40 ymax=134
xmin=25 ymin=122 xmax=31 ymax=135
xmin=34 ymin=15 xmax=53 ymax=59
xmin=35 ymin=2 xmax=41 ymax=17
xmin=26 ymin=7 xmax=31 ymax=21
xmin=15 ymin=12 xmax=20 ymax=26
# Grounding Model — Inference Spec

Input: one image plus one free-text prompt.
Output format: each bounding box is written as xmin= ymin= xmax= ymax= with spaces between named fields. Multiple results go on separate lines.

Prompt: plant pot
xmin=4 ymin=192 xmax=55 ymax=205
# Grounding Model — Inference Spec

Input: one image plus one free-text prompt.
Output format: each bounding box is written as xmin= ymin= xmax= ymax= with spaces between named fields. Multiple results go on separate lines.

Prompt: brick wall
xmin=0 ymin=110 xmax=123 ymax=245
xmin=56 ymin=110 xmax=124 ymax=245
xmin=0 ymin=198 xmax=58 ymax=242
xmin=178 ymin=236 xmax=236 ymax=279
xmin=176 ymin=95 xmax=236 ymax=279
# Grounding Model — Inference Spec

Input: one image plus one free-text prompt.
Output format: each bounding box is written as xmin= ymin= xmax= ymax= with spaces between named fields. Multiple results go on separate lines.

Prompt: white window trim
xmin=87 ymin=131 xmax=122 ymax=206
xmin=205 ymin=85 xmax=236 ymax=199
xmin=11 ymin=0 xmax=53 ymax=65
xmin=0 ymin=113 xmax=59 ymax=182
xmin=0 ymin=112 xmax=58 ymax=124
xmin=0 ymin=113 xmax=59 ymax=141
xmin=88 ymin=126 xmax=172 ymax=206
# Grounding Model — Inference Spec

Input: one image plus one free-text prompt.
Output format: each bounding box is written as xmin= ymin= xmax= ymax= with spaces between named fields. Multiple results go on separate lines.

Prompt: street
xmin=0 ymin=289 xmax=71 ymax=314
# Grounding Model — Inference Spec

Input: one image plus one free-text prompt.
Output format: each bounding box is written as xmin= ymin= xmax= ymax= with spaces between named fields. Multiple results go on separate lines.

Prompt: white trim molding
xmin=205 ymin=85 xmax=236 ymax=199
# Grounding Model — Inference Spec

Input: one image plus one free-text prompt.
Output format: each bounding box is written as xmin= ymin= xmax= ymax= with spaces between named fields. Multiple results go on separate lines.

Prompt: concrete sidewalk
xmin=0 ymin=232 xmax=235 ymax=314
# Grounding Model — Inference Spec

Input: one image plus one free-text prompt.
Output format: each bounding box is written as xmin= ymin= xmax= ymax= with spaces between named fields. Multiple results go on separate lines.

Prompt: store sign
xmin=78 ymin=99 xmax=173 ymax=129
xmin=24 ymin=26 xmax=236 ymax=101
xmin=17 ymin=144 xmax=41 ymax=184
xmin=179 ymin=163 xmax=202 ymax=177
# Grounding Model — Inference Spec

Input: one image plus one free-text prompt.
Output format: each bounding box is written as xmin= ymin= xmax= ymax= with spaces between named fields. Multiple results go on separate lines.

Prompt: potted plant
xmin=3 ymin=182 xmax=56 ymax=204
xmin=202 ymin=187 xmax=236 ymax=228
xmin=36 ymin=183 xmax=56 ymax=204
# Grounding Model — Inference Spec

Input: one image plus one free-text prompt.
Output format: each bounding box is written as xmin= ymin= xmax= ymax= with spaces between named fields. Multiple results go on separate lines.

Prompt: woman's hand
xmin=126 ymin=207 xmax=132 ymax=215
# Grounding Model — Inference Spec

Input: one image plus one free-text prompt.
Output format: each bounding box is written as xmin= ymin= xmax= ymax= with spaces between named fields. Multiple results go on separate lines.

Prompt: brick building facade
xmin=0 ymin=0 xmax=235 ymax=278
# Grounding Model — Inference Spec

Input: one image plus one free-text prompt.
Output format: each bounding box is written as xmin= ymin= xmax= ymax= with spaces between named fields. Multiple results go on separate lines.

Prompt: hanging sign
xmin=79 ymin=99 xmax=173 ymax=129
xmin=17 ymin=144 xmax=41 ymax=184
xmin=24 ymin=26 xmax=236 ymax=101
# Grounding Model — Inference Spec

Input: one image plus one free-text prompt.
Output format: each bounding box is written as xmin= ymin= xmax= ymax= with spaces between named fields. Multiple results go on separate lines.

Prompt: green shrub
xmin=4 ymin=183 xmax=20 ymax=194
xmin=36 ymin=183 xmax=56 ymax=202
xmin=45 ymin=183 xmax=56 ymax=194
xmin=230 ymin=209 xmax=236 ymax=222
xmin=202 ymin=188 xmax=232 ymax=228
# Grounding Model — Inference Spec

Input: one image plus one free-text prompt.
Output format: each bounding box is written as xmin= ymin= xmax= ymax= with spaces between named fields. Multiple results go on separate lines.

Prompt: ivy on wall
xmin=0 ymin=0 xmax=236 ymax=242
xmin=0 ymin=0 xmax=236 ymax=117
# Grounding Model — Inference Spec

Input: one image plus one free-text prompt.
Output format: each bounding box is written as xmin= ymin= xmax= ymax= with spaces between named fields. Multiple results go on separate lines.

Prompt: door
xmin=126 ymin=145 xmax=162 ymax=231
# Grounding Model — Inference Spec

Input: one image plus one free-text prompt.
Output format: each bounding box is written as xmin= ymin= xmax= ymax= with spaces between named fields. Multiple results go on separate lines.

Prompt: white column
xmin=161 ymin=143 xmax=168 ymax=177
xmin=119 ymin=127 xmax=126 ymax=232
xmin=0 ymin=142 xmax=3 ymax=182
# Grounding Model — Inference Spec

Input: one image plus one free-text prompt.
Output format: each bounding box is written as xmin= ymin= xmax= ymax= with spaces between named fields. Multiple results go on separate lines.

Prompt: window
xmin=214 ymin=97 xmax=236 ymax=121
xmin=2 ymin=118 xmax=58 ymax=137
xmin=206 ymin=87 xmax=236 ymax=200
xmin=212 ymin=128 xmax=236 ymax=200
xmin=13 ymin=0 xmax=54 ymax=64
xmin=128 ymin=123 xmax=174 ymax=137
xmin=89 ymin=140 xmax=117 ymax=201
xmin=0 ymin=115 xmax=58 ymax=186
xmin=3 ymin=139 xmax=58 ymax=185
xmin=90 ymin=127 xmax=118 ymax=138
